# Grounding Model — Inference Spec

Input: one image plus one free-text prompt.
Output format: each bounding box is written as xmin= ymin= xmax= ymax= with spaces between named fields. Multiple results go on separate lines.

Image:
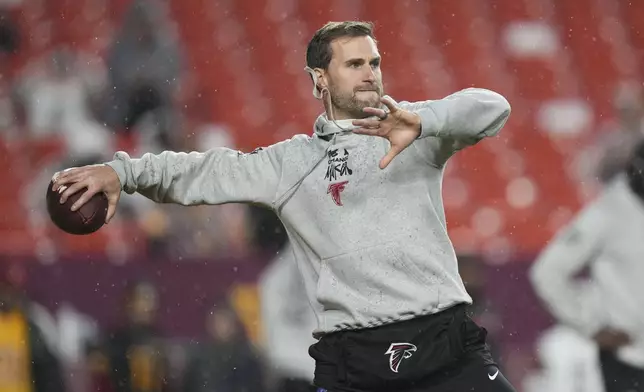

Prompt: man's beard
xmin=329 ymin=83 xmax=384 ymax=119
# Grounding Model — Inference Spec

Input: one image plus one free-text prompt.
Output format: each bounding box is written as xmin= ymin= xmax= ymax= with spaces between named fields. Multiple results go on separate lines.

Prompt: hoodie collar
xmin=313 ymin=115 xmax=359 ymax=137
xmin=313 ymin=96 xmax=393 ymax=138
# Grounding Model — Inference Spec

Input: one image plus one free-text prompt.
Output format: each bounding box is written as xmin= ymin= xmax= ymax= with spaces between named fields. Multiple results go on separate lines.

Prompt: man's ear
xmin=314 ymin=68 xmax=327 ymax=91
xmin=304 ymin=66 xmax=328 ymax=100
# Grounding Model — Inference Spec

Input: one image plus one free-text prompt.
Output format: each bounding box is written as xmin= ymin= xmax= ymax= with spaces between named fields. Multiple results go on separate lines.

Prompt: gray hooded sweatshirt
xmin=106 ymin=88 xmax=511 ymax=338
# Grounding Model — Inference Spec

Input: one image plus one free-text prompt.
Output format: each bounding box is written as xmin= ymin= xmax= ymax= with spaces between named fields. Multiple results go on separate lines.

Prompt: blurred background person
xmin=101 ymin=0 xmax=183 ymax=152
xmin=596 ymin=82 xmax=644 ymax=183
xmin=522 ymin=324 xmax=604 ymax=392
xmin=0 ymin=263 xmax=65 ymax=392
xmin=0 ymin=9 xmax=18 ymax=53
xmin=104 ymin=280 xmax=168 ymax=392
xmin=0 ymin=7 xmax=20 ymax=78
xmin=530 ymin=142 xmax=644 ymax=391
xmin=182 ymin=300 xmax=264 ymax=392
xmin=84 ymin=341 xmax=116 ymax=392
xmin=0 ymin=74 xmax=18 ymax=139
xmin=259 ymin=243 xmax=317 ymax=392
xmin=577 ymin=81 xmax=644 ymax=188
xmin=16 ymin=47 xmax=113 ymax=165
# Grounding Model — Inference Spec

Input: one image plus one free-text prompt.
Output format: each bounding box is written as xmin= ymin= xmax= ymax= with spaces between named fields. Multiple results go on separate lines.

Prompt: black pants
xmin=600 ymin=350 xmax=644 ymax=391
xmin=310 ymin=304 xmax=516 ymax=392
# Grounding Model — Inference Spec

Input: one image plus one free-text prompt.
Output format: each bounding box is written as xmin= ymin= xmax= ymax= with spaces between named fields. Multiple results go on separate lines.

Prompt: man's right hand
xmin=52 ymin=164 xmax=122 ymax=224
xmin=593 ymin=328 xmax=631 ymax=350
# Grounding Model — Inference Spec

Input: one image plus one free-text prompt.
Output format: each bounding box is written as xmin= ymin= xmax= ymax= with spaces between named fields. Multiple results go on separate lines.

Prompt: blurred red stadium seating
xmin=2 ymin=0 xmax=641 ymax=258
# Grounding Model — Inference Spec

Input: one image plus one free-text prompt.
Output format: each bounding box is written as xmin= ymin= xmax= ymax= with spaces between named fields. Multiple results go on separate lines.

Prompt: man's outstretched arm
xmin=352 ymin=88 xmax=511 ymax=169
xmin=412 ymin=88 xmax=511 ymax=141
xmin=52 ymin=140 xmax=292 ymax=222
xmin=107 ymin=143 xmax=286 ymax=205
xmin=408 ymin=88 xmax=511 ymax=166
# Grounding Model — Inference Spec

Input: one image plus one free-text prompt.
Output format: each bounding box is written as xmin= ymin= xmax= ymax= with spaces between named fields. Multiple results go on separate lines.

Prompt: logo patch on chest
xmin=325 ymin=148 xmax=353 ymax=181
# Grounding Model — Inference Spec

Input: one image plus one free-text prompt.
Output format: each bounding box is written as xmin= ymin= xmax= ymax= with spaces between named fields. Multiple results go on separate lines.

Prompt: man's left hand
xmin=353 ymin=97 xmax=422 ymax=169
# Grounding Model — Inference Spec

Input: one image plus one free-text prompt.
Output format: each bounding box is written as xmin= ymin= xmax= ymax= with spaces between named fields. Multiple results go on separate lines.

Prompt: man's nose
xmin=363 ymin=66 xmax=376 ymax=82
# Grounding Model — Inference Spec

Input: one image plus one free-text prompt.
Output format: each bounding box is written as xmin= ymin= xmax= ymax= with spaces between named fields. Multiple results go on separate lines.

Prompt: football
xmin=46 ymin=180 xmax=108 ymax=235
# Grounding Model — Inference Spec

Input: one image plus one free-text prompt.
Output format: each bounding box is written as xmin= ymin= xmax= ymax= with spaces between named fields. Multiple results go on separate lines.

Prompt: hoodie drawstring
xmin=272 ymin=133 xmax=343 ymax=213
xmin=270 ymin=101 xmax=390 ymax=213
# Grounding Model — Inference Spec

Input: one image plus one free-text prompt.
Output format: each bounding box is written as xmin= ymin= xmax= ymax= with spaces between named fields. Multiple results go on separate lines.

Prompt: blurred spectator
xmin=595 ymin=81 xmax=644 ymax=184
xmin=0 ymin=11 xmax=17 ymax=50
xmin=0 ymin=8 xmax=19 ymax=136
xmin=0 ymin=9 xmax=19 ymax=74
xmin=248 ymin=205 xmax=288 ymax=257
xmin=16 ymin=46 xmax=114 ymax=163
xmin=86 ymin=342 xmax=116 ymax=392
xmin=105 ymin=280 xmax=169 ymax=392
xmin=183 ymin=301 xmax=264 ymax=392
xmin=523 ymin=325 xmax=604 ymax=392
xmin=102 ymin=0 xmax=183 ymax=151
xmin=259 ymin=243 xmax=316 ymax=392
xmin=0 ymin=79 xmax=17 ymax=138
xmin=0 ymin=263 xmax=65 ymax=392
xmin=576 ymin=81 xmax=644 ymax=192
xmin=530 ymin=150 xmax=644 ymax=391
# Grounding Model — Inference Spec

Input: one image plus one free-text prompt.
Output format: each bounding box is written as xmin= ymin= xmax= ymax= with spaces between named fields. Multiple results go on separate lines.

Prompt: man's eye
xmin=350 ymin=63 xmax=361 ymax=68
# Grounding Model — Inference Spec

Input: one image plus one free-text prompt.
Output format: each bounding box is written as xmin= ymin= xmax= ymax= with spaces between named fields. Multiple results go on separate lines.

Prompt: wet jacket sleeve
xmin=105 ymin=140 xmax=293 ymax=207
xmin=401 ymin=88 xmax=511 ymax=166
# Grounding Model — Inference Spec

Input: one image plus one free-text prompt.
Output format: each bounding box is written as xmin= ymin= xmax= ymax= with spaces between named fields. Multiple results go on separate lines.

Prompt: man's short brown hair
xmin=306 ymin=21 xmax=376 ymax=70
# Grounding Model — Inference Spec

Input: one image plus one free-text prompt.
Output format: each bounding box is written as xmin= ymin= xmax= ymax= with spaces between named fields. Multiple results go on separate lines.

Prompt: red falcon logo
xmin=385 ymin=343 xmax=417 ymax=373
xmin=327 ymin=181 xmax=349 ymax=206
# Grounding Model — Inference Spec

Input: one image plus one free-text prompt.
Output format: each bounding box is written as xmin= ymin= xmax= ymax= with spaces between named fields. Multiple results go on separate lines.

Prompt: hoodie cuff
xmin=104 ymin=160 xmax=127 ymax=193
xmin=416 ymin=105 xmax=441 ymax=139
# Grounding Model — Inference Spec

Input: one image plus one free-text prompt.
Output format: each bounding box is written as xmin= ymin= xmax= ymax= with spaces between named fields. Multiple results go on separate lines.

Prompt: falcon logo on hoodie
xmin=327 ymin=181 xmax=349 ymax=206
